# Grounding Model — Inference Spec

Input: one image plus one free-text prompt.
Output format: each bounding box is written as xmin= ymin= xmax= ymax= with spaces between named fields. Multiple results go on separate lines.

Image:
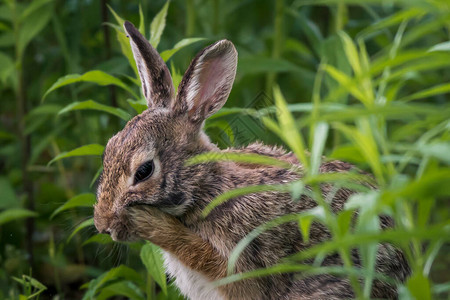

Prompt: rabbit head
xmin=94 ymin=21 xmax=237 ymax=241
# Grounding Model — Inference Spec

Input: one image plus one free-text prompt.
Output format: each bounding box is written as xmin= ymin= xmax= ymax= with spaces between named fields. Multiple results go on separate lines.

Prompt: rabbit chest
xmin=162 ymin=250 xmax=225 ymax=300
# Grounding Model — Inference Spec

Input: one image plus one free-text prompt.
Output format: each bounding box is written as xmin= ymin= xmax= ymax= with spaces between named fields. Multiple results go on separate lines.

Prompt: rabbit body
xmin=94 ymin=21 xmax=409 ymax=300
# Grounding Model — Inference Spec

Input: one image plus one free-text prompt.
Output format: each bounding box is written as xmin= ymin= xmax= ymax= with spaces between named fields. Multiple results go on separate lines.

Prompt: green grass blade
xmin=67 ymin=218 xmax=94 ymax=243
xmin=149 ymin=1 xmax=169 ymax=48
xmin=202 ymin=184 xmax=291 ymax=217
xmin=160 ymin=37 xmax=206 ymax=61
xmin=399 ymin=83 xmax=450 ymax=102
xmin=0 ymin=209 xmax=38 ymax=226
xmin=186 ymin=152 xmax=294 ymax=170
xmin=50 ymin=193 xmax=96 ymax=220
xmin=48 ymin=144 xmax=104 ymax=166
xmin=58 ymin=100 xmax=131 ymax=121
xmin=43 ymin=70 xmax=138 ymax=100
xmin=273 ymin=85 xmax=309 ymax=170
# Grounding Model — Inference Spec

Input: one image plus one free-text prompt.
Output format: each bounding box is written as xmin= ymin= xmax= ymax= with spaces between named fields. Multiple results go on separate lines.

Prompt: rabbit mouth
xmin=108 ymin=205 xmax=148 ymax=242
xmin=109 ymin=224 xmax=133 ymax=242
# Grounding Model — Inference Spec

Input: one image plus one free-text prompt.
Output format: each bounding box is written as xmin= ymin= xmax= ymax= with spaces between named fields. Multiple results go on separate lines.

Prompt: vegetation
xmin=0 ymin=0 xmax=449 ymax=299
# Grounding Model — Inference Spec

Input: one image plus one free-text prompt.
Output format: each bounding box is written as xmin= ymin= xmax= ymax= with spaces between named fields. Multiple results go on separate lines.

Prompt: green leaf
xmin=0 ymin=130 xmax=14 ymax=141
xmin=298 ymin=215 xmax=314 ymax=244
xmin=12 ymin=275 xmax=47 ymax=299
xmin=323 ymin=65 xmax=368 ymax=106
xmin=338 ymin=31 xmax=362 ymax=76
xmin=205 ymin=119 xmax=236 ymax=144
xmin=107 ymin=5 xmax=139 ymax=78
xmin=0 ymin=177 xmax=19 ymax=209
xmin=0 ymin=32 xmax=14 ymax=47
xmin=58 ymin=100 xmax=131 ymax=121
xmin=428 ymin=41 xmax=450 ymax=52
xmin=138 ymin=4 xmax=145 ymax=36
xmin=359 ymin=7 xmax=424 ymax=37
xmin=186 ymin=151 xmax=293 ymax=170
xmin=82 ymin=233 xmax=113 ymax=246
xmin=160 ymin=38 xmax=205 ymax=61
xmin=284 ymin=38 xmax=314 ymax=61
xmin=0 ymin=5 xmax=12 ymax=22
xmin=90 ymin=165 xmax=103 ymax=188
xmin=0 ymin=51 xmax=14 ymax=83
xmin=290 ymin=180 xmax=305 ymax=201
xmin=407 ymin=273 xmax=431 ymax=300
xmin=107 ymin=4 xmax=124 ymax=25
xmin=18 ymin=1 xmax=53 ymax=57
xmin=292 ymin=10 xmax=323 ymax=56
xmin=434 ymin=282 xmax=450 ymax=295
xmin=127 ymin=99 xmax=147 ymax=114
xmin=400 ymin=83 xmax=450 ymax=102
xmin=27 ymin=104 xmax=62 ymax=117
xmin=203 ymin=184 xmax=291 ymax=217
xmin=393 ymin=142 xmax=450 ymax=164
xmin=330 ymin=144 xmax=366 ymax=164
xmin=19 ymin=0 xmax=53 ymax=21
xmin=170 ymin=62 xmax=183 ymax=91
xmin=84 ymin=265 xmax=145 ymax=298
xmin=228 ymin=209 xmax=326 ymax=274
xmin=97 ymin=281 xmax=145 ymax=300
xmin=345 ymin=191 xmax=380 ymax=297
xmin=238 ymin=57 xmax=311 ymax=76
xmin=48 ymin=144 xmax=104 ymax=165
xmin=67 ymin=218 xmax=94 ymax=243
xmin=273 ymin=86 xmax=309 ymax=169
xmin=140 ymin=242 xmax=167 ymax=295
xmin=310 ymin=122 xmax=328 ymax=175
xmin=149 ymin=1 xmax=169 ymax=48
xmin=208 ymin=107 xmax=256 ymax=120
xmin=0 ymin=209 xmax=38 ymax=226
xmin=261 ymin=116 xmax=284 ymax=137
xmin=333 ymin=122 xmax=384 ymax=184
xmin=23 ymin=275 xmax=47 ymax=291
xmin=337 ymin=209 xmax=354 ymax=237
xmin=396 ymin=169 xmax=450 ymax=199
xmin=50 ymin=193 xmax=96 ymax=220
xmin=43 ymin=70 xmax=137 ymax=100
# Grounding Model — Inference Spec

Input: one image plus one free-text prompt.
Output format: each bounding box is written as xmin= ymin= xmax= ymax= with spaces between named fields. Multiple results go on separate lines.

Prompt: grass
xmin=0 ymin=0 xmax=449 ymax=299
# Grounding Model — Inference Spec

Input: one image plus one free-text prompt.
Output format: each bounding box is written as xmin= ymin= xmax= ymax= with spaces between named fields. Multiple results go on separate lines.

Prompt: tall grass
xmin=0 ymin=0 xmax=449 ymax=299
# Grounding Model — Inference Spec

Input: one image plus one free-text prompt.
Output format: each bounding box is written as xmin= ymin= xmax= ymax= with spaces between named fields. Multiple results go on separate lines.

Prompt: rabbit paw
xmin=128 ymin=205 xmax=183 ymax=244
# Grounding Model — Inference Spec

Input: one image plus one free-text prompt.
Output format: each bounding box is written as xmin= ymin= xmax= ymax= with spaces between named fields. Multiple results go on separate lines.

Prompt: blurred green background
xmin=0 ymin=0 xmax=449 ymax=299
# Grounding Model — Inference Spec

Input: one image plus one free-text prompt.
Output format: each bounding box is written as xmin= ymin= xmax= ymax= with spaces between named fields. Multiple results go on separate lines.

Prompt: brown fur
xmin=94 ymin=21 xmax=410 ymax=299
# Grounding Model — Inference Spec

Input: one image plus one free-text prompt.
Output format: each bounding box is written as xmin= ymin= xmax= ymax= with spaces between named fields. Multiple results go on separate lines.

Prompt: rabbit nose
xmin=95 ymin=220 xmax=111 ymax=235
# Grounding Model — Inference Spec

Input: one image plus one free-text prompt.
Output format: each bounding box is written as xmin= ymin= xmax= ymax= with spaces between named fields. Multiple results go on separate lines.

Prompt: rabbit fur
xmin=94 ymin=21 xmax=410 ymax=300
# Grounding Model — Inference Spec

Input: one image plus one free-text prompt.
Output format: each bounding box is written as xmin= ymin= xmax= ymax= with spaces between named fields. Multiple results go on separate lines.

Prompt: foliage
xmin=0 ymin=0 xmax=449 ymax=299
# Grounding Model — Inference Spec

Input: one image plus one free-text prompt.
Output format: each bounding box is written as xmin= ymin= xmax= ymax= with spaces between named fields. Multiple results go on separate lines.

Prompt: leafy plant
xmin=190 ymin=3 xmax=450 ymax=299
xmin=12 ymin=274 xmax=47 ymax=300
xmin=1 ymin=0 xmax=449 ymax=299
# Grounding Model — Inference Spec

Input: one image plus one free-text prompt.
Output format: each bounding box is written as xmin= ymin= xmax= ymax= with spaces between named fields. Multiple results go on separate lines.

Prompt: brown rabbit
xmin=94 ymin=21 xmax=409 ymax=299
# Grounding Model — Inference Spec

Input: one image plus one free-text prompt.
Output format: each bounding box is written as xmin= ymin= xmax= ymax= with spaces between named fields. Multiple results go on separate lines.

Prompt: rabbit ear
xmin=124 ymin=21 xmax=175 ymax=108
xmin=175 ymin=40 xmax=237 ymax=122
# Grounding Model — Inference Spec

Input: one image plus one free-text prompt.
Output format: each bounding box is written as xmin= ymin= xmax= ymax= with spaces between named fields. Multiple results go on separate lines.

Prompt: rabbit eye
xmin=134 ymin=160 xmax=154 ymax=184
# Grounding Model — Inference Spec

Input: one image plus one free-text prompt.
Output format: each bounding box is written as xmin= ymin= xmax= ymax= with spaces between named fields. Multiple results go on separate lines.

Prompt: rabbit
xmin=94 ymin=21 xmax=410 ymax=300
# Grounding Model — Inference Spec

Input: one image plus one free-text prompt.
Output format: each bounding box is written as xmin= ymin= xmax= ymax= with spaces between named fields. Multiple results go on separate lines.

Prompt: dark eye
xmin=134 ymin=160 xmax=154 ymax=184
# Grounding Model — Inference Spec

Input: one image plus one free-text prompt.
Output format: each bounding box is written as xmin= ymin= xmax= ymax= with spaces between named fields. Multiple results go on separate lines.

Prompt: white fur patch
xmin=162 ymin=251 xmax=225 ymax=300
